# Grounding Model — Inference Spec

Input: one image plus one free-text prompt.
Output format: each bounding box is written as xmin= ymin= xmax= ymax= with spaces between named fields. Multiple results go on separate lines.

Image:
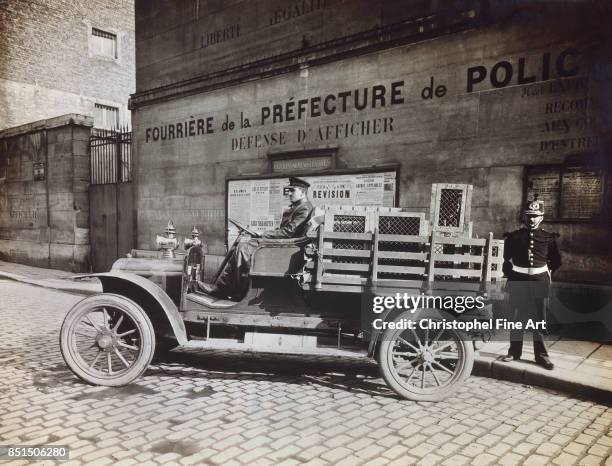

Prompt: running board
xmin=180 ymin=338 xmax=369 ymax=358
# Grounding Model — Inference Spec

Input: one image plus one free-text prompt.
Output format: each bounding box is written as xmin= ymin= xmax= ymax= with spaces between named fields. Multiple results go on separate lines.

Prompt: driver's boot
xmin=196 ymin=280 xmax=229 ymax=299
xmin=198 ymin=251 xmax=237 ymax=299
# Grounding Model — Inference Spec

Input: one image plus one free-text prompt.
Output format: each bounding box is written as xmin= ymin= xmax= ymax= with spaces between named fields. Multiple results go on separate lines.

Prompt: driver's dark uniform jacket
xmin=216 ymin=198 xmax=314 ymax=298
xmin=503 ymin=227 xmax=561 ymax=359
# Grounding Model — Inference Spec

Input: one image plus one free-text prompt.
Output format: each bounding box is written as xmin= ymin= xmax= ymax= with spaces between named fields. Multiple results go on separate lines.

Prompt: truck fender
xmin=74 ymin=272 xmax=188 ymax=345
xmin=367 ymin=305 xmax=402 ymax=357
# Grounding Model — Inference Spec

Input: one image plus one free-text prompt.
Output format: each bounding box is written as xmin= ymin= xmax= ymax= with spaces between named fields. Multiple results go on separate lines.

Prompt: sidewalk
xmin=474 ymin=338 xmax=612 ymax=403
xmin=0 ymin=260 xmax=101 ymax=294
xmin=1 ymin=259 xmax=610 ymax=401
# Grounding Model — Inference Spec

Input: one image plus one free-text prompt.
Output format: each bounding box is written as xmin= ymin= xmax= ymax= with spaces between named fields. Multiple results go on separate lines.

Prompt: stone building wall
xmin=0 ymin=115 xmax=92 ymax=271
xmin=0 ymin=0 xmax=135 ymax=129
xmin=131 ymin=1 xmax=612 ymax=282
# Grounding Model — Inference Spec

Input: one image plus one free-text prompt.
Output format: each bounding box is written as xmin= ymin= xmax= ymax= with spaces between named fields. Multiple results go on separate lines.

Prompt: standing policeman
xmin=501 ymin=198 xmax=561 ymax=370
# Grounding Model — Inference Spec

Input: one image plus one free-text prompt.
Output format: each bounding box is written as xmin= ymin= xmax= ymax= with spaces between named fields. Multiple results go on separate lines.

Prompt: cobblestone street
xmin=1 ymin=280 xmax=611 ymax=466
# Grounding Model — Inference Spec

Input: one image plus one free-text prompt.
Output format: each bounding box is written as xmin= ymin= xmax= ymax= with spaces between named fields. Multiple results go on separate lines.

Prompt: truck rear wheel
xmin=60 ymin=294 xmax=156 ymax=386
xmin=377 ymin=313 xmax=474 ymax=402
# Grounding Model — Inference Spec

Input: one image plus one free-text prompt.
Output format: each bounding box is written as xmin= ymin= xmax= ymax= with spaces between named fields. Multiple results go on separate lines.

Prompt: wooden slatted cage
xmin=309 ymin=188 xmax=503 ymax=292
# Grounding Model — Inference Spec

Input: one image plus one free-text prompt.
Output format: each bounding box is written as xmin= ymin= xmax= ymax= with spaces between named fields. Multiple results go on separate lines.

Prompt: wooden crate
xmin=427 ymin=233 xmax=504 ymax=283
xmin=312 ymin=226 xmax=504 ymax=289
xmin=430 ymin=183 xmax=473 ymax=238
xmin=321 ymin=208 xmax=373 ymax=281
xmin=375 ymin=212 xmax=428 ymax=280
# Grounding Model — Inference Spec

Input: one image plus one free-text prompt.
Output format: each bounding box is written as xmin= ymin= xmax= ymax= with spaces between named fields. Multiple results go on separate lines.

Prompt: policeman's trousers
xmin=506 ymin=271 xmax=550 ymax=359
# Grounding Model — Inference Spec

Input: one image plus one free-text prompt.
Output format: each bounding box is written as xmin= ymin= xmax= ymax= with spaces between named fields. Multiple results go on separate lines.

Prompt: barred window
xmin=94 ymin=103 xmax=119 ymax=129
xmin=91 ymin=28 xmax=117 ymax=58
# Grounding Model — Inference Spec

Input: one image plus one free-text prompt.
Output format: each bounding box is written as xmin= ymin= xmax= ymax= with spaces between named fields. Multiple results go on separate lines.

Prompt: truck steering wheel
xmin=228 ymin=218 xmax=261 ymax=238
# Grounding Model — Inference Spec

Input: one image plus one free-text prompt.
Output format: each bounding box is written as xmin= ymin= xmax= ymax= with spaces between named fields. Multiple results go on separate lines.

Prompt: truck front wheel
xmin=60 ymin=293 xmax=156 ymax=386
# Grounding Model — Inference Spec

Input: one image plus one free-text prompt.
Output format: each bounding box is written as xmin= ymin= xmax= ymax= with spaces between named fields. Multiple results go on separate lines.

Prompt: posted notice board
xmin=226 ymin=170 xmax=397 ymax=244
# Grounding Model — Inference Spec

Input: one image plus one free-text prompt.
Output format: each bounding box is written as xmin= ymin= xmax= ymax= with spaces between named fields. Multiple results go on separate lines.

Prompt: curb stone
xmin=473 ymin=355 xmax=612 ymax=403
xmin=0 ymin=271 xmax=100 ymax=295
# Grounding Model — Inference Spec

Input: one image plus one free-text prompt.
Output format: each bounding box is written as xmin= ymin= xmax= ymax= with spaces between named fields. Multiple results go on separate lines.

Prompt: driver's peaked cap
xmin=287 ymin=177 xmax=311 ymax=189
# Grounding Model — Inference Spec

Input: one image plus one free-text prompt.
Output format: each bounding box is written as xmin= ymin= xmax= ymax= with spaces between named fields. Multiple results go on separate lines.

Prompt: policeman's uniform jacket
xmin=503 ymin=226 xmax=562 ymax=320
xmin=261 ymin=198 xmax=314 ymax=239
xmin=503 ymin=227 xmax=562 ymax=280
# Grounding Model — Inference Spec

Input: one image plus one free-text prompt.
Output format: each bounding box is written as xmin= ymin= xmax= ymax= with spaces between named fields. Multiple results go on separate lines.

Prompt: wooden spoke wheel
xmin=60 ymin=294 xmax=156 ymax=386
xmin=378 ymin=314 xmax=474 ymax=401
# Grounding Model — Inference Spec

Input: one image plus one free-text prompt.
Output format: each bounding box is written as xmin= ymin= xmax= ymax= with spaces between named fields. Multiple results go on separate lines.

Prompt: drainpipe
xmin=44 ymin=129 xmax=51 ymax=268
xmin=116 ymin=129 xmax=121 ymax=260
xmin=71 ymin=124 xmax=75 ymax=270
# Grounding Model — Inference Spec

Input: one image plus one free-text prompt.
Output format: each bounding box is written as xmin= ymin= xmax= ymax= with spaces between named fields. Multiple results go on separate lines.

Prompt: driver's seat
xmin=249 ymin=237 xmax=311 ymax=277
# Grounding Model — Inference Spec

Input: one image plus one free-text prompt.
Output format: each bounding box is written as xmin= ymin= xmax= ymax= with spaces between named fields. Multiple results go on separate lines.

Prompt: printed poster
xmin=560 ymin=168 xmax=603 ymax=219
xmin=526 ymin=168 xmax=561 ymax=220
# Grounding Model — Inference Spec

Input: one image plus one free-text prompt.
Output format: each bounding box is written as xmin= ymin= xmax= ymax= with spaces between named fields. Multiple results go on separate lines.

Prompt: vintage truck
xmin=60 ymin=186 xmax=505 ymax=401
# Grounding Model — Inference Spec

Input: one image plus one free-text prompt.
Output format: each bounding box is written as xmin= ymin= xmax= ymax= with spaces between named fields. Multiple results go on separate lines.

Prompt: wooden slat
xmin=419 ymin=290 xmax=480 ymax=298
xmin=372 ymin=227 xmax=379 ymax=281
xmin=321 ymin=274 xmax=363 ymax=285
xmin=433 ymin=236 xmax=486 ymax=246
xmin=315 ymin=225 xmax=324 ymax=290
xmin=322 ymin=231 xmax=372 ymax=240
xmin=427 ymin=232 xmax=435 ymax=282
xmin=378 ymin=234 xmax=428 ymax=243
xmin=249 ymin=272 xmax=288 ymax=277
xmin=433 ymin=236 xmax=487 ymax=246
xmin=323 ymin=262 xmax=369 ymax=272
xmin=323 ymin=276 xmax=425 ymax=289
xmin=313 ymin=284 xmax=363 ymax=293
xmin=432 ymin=253 xmax=484 ymax=263
xmin=322 ymin=248 xmax=371 ymax=258
xmin=494 ymin=241 xmax=505 ymax=277
xmin=484 ymin=232 xmax=494 ymax=282
xmin=433 ymin=268 xmax=483 ymax=278
xmin=378 ymin=251 xmax=428 ymax=260
xmin=373 ymin=279 xmax=424 ymax=289
xmin=377 ymin=265 xmax=426 ymax=275
xmin=426 ymin=281 xmax=483 ymax=292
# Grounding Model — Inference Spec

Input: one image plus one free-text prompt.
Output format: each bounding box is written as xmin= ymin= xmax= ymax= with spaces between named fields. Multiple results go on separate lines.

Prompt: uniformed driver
xmin=198 ymin=177 xmax=314 ymax=300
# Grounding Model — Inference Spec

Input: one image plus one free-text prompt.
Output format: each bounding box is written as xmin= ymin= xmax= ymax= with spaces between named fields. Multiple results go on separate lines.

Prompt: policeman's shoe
xmin=535 ymin=356 xmax=554 ymax=370
xmin=196 ymin=281 xmax=227 ymax=299
xmin=500 ymin=354 xmax=520 ymax=362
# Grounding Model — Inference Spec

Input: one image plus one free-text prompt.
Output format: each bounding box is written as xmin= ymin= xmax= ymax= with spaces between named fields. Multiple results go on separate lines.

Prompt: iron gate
xmin=89 ymin=127 xmax=133 ymax=271
xmin=90 ymin=127 xmax=131 ymax=184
